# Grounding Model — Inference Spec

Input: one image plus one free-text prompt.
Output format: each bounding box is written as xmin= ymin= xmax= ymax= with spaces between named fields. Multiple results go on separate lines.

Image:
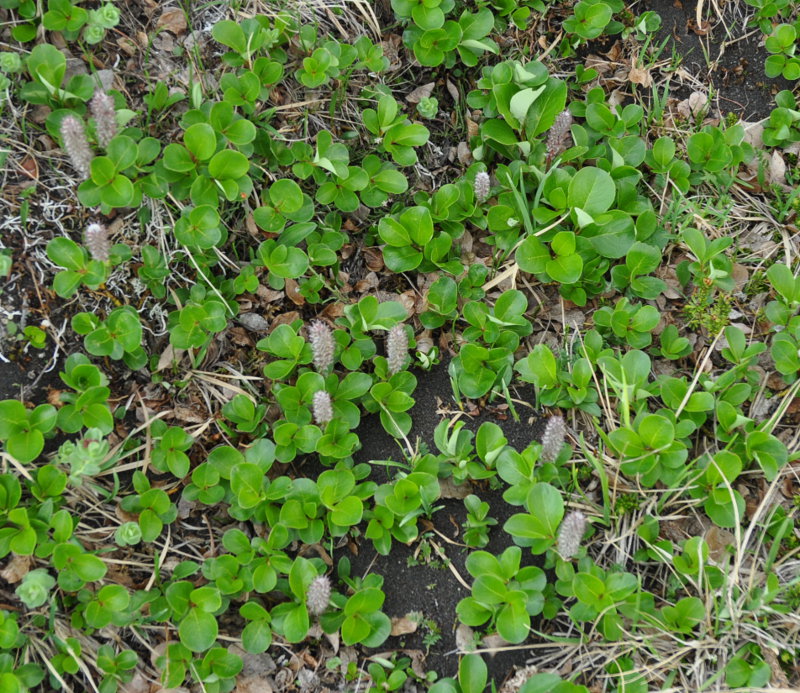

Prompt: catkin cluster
xmin=557 ymin=511 xmax=587 ymax=560
xmin=473 ymin=171 xmax=491 ymax=203
xmin=546 ymin=109 xmax=573 ymax=163
xmin=386 ymin=324 xmax=408 ymax=375
xmin=308 ymin=321 xmax=335 ymax=374
xmin=312 ymin=390 xmax=333 ymax=426
xmin=60 ymin=116 xmax=93 ymax=178
xmin=540 ymin=414 xmax=566 ymax=463
xmin=85 ymin=223 xmax=110 ymax=262
xmin=59 ymin=90 xmax=117 ymax=178
xmin=306 ymin=575 xmax=331 ymax=616
xmin=90 ymin=90 xmax=117 ymax=147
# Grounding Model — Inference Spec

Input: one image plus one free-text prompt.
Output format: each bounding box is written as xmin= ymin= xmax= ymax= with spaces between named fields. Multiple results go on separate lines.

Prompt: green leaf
xmin=208 ymin=149 xmax=249 ymax=180
xmin=459 ymin=654 xmax=488 ymax=693
xmin=525 ymin=79 xmax=567 ymax=137
xmin=212 ymin=20 xmax=247 ymax=53
xmin=509 ymin=86 xmax=545 ymax=127
xmin=47 ymin=237 xmax=85 ymax=271
xmin=546 ymin=252 xmax=582 ymax=284
xmin=283 ymin=603 xmax=310 ymax=643
xmin=568 ymin=167 xmax=615 ymax=216
xmin=516 ymin=236 xmax=549 ymax=275
xmin=179 ymin=608 xmax=218 ymax=652
xmin=72 ymin=553 xmax=107 ymax=582
xmin=496 ymin=600 xmax=530 ymax=644
xmin=184 ymin=123 xmax=216 ymax=161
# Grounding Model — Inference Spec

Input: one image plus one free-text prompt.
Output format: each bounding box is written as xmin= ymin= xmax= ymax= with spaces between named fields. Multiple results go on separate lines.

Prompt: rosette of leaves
xmin=160 ymin=121 xmax=252 ymax=208
xmin=593 ymin=297 xmax=660 ymax=349
xmin=46 ymin=236 xmax=130 ymax=298
xmin=71 ymin=306 xmax=146 ymax=369
xmin=606 ymin=413 xmax=688 ymax=488
xmin=456 ymin=546 xmax=546 ymax=643
xmin=20 ymin=43 xmax=95 ymax=107
xmin=402 ymin=9 xmax=498 ymax=68
xmin=562 ymin=0 xmax=624 ymax=43
xmin=55 ymin=428 xmax=111 ymax=486
xmin=166 ymin=284 xmax=232 ymax=355
xmin=362 ymin=95 xmax=430 ymax=166
xmin=56 ymin=354 xmax=114 ymax=434
xmin=76 ymin=133 xmax=163 ymax=212
xmin=762 ymin=91 xmax=800 ymax=147
xmin=378 ymin=206 xmax=463 ymax=274
xmin=765 ymin=22 xmax=800 ymax=80
xmin=467 ymin=59 xmax=567 ymax=153
xmin=0 ymin=400 xmax=57 ymax=463
xmin=359 ymin=154 xmax=409 ymax=207
xmin=366 ymin=456 xmax=441 ymax=554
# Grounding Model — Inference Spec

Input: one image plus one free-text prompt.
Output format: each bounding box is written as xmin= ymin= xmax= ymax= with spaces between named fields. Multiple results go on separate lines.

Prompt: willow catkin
xmin=90 ymin=91 xmax=117 ymax=147
xmin=540 ymin=414 xmax=566 ymax=463
xmin=85 ymin=223 xmax=110 ymax=262
xmin=557 ymin=511 xmax=587 ymax=559
xmin=386 ymin=324 xmax=408 ymax=375
xmin=306 ymin=575 xmax=331 ymax=615
xmin=312 ymin=390 xmax=333 ymax=426
xmin=546 ymin=109 xmax=573 ymax=164
xmin=308 ymin=321 xmax=334 ymax=374
xmin=60 ymin=115 xmax=93 ymax=178
xmin=473 ymin=171 xmax=490 ymax=203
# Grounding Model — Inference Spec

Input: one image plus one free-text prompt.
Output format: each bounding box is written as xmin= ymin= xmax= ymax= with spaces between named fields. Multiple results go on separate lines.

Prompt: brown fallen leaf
xmin=446 ymin=80 xmax=459 ymax=103
xmin=156 ymin=343 xmax=185 ymax=372
xmin=390 ymin=615 xmax=419 ymax=636
xmin=157 ymin=8 xmax=187 ymax=36
xmin=406 ymin=82 xmax=435 ymax=104
xmin=704 ymin=525 xmax=735 ymax=564
xmin=20 ymin=155 xmax=39 ymax=180
xmin=628 ymin=66 xmax=652 ymax=87
xmin=268 ymin=311 xmax=299 ymax=333
xmin=439 ymin=477 xmax=471 ymax=499
xmin=0 ymin=554 xmax=31 ymax=583
xmin=284 ymin=277 xmax=305 ymax=306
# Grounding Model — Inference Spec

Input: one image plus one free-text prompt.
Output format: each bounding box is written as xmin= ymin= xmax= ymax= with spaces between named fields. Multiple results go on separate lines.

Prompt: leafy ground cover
xmin=1 ymin=0 xmax=800 ymax=691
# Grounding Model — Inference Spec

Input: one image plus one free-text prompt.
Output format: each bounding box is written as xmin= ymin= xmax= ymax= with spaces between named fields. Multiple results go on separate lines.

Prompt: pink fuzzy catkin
xmin=90 ymin=91 xmax=117 ymax=147
xmin=546 ymin=110 xmax=573 ymax=164
xmin=306 ymin=575 xmax=331 ymax=615
xmin=386 ymin=324 xmax=408 ymax=375
xmin=312 ymin=390 xmax=333 ymax=426
xmin=557 ymin=511 xmax=587 ymax=559
xmin=473 ymin=171 xmax=490 ymax=203
xmin=85 ymin=223 xmax=110 ymax=262
xmin=308 ymin=320 xmax=335 ymax=374
xmin=60 ymin=115 xmax=93 ymax=178
xmin=540 ymin=415 xmax=566 ymax=463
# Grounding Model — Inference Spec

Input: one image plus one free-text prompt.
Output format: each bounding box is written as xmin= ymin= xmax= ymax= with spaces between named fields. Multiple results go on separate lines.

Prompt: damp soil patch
xmin=0 ymin=272 xmax=65 ymax=403
xmin=332 ymin=360 xmax=549 ymax=681
xmin=643 ymin=0 xmax=789 ymax=119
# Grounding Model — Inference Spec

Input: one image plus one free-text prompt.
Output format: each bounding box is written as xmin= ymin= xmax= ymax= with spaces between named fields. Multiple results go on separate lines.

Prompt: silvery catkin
xmin=308 ymin=321 xmax=334 ymax=374
xmin=85 ymin=223 xmax=110 ymax=262
xmin=386 ymin=324 xmax=408 ymax=375
xmin=557 ymin=511 xmax=587 ymax=559
xmin=60 ymin=115 xmax=93 ymax=178
xmin=306 ymin=575 xmax=331 ymax=615
xmin=473 ymin=171 xmax=490 ymax=203
xmin=90 ymin=91 xmax=117 ymax=147
xmin=312 ymin=390 xmax=333 ymax=426
xmin=540 ymin=414 xmax=566 ymax=462
xmin=546 ymin=109 xmax=573 ymax=163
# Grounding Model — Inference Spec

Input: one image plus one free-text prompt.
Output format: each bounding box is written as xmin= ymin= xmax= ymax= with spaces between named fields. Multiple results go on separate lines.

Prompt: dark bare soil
xmin=644 ymin=0 xmax=789 ymax=119
xmin=345 ymin=361 xmax=548 ymax=681
xmin=0 ymin=273 xmax=63 ymax=403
